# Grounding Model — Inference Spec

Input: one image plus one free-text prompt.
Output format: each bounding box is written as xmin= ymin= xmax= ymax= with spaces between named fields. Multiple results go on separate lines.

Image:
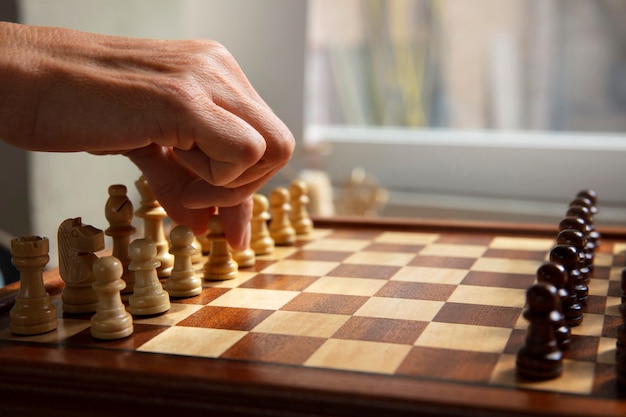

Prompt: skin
xmin=0 ymin=22 xmax=295 ymax=250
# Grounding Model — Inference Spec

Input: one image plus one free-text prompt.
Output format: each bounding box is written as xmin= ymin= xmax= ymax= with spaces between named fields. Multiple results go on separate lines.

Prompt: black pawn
xmin=536 ymin=262 xmax=571 ymax=351
xmin=556 ymin=229 xmax=589 ymax=305
xmin=516 ymin=283 xmax=564 ymax=380
xmin=616 ymin=297 xmax=626 ymax=388
xmin=621 ymin=268 xmax=626 ymax=304
xmin=549 ymin=244 xmax=583 ymax=327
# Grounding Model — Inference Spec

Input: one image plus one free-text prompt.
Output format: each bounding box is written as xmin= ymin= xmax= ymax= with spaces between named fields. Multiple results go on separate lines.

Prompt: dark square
xmin=434 ymin=234 xmax=494 ymax=245
xmin=286 ymin=250 xmax=352 ymax=262
xmin=433 ymin=303 xmax=522 ymax=328
xmin=462 ymin=271 xmax=535 ymax=290
xmin=177 ymin=306 xmax=273 ymax=331
xmin=64 ymin=323 xmax=169 ymax=351
xmin=602 ymin=314 xmax=622 ymax=339
xmin=585 ymin=295 xmax=608 ymax=315
xmin=174 ymin=287 xmax=230 ymax=305
xmin=564 ymin=335 xmax=601 ymax=362
xmin=396 ymin=346 xmax=501 ymax=382
xmin=364 ymin=243 xmax=423 ymax=254
xmin=328 ymin=229 xmax=382 ymax=240
xmin=327 ymin=264 xmax=400 ymax=280
xmin=332 ymin=316 xmax=427 ymax=345
xmin=238 ymin=274 xmax=319 ymax=291
xmin=220 ymin=333 xmax=325 ymax=365
xmin=281 ymin=293 xmax=369 ymax=315
xmin=483 ymin=248 xmax=547 ymax=261
xmin=409 ymin=255 xmax=476 ymax=269
xmin=375 ymin=281 xmax=456 ymax=301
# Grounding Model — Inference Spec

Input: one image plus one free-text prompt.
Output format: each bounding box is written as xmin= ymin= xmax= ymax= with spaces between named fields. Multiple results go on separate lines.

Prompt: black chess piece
xmin=536 ymin=262 xmax=571 ymax=351
xmin=556 ymin=229 xmax=589 ymax=305
xmin=549 ymin=244 xmax=583 ymax=327
xmin=516 ymin=282 xmax=564 ymax=380
xmin=616 ymin=296 xmax=626 ymax=388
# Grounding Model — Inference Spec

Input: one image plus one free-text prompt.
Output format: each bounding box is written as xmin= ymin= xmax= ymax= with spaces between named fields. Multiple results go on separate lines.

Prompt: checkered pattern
xmin=0 ymin=228 xmax=623 ymax=397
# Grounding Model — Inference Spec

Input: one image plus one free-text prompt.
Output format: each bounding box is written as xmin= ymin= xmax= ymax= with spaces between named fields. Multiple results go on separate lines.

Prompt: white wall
xmin=18 ymin=0 xmax=307 ymax=265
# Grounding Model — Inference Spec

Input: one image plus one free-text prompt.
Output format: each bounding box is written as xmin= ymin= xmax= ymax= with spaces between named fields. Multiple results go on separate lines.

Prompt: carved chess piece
xmin=128 ymin=238 xmax=170 ymax=316
xmin=90 ymin=256 xmax=134 ymax=340
xmin=289 ymin=179 xmax=313 ymax=235
xmin=10 ymin=236 xmax=57 ymax=335
xmin=105 ymin=184 xmax=136 ymax=293
xmin=549 ymin=244 xmax=583 ymax=327
xmin=536 ymin=262 xmax=571 ymax=351
xmin=250 ymin=194 xmax=274 ymax=255
xmin=516 ymin=283 xmax=563 ymax=380
xmin=166 ymin=226 xmax=202 ymax=298
xmin=203 ymin=215 xmax=238 ymax=280
xmin=134 ymin=175 xmax=173 ymax=277
xmin=58 ymin=218 xmax=105 ymax=314
xmin=269 ymin=187 xmax=296 ymax=246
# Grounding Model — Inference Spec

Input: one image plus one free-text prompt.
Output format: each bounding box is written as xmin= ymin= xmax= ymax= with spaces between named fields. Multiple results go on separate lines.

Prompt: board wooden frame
xmin=1 ymin=216 xmax=625 ymax=417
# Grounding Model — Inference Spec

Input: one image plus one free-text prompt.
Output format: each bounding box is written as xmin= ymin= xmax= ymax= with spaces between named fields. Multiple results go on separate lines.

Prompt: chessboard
xmin=0 ymin=199 xmax=626 ymax=416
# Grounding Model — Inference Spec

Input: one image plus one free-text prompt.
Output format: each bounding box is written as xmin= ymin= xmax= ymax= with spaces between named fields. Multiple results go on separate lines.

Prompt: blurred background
xmin=0 ymin=0 xmax=625 ymax=282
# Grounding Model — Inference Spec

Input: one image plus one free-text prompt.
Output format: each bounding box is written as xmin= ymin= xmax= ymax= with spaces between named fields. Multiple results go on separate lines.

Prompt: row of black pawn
xmin=516 ymin=190 xmax=601 ymax=381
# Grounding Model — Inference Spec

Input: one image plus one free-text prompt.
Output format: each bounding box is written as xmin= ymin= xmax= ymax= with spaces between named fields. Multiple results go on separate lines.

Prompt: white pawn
xmin=290 ymin=179 xmax=313 ymax=235
xmin=128 ymin=238 xmax=170 ymax=316
xmin=204 ymin=215 xmax=238 ymax=280
xmin=166 ymin=226 xmax=202 ymax=298
xmin=231 ymin=246 xmax=256 ymax=268
xmin=91 ymin=256 xmax=134 ymax=340
xmin=269 ymin=187 xmax=296 ymax=246
xmin=250 ymin=194 xmax=274 ymax=255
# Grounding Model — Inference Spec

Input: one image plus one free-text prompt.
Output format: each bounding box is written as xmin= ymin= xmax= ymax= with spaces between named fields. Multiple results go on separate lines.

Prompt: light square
xmin=490 ymin=354 xmax=595 ymax=395
xmin=255 ymin=246 xmax=298 ymax=261
xmin=343 ymin=251 xmax=416 ymax=266
xmin=354 ymin=297 xmax=444 ymax=321
xmin=260 ymin=260 xmax=340 ymax=276
xmin=489 ymin=237 xmax=553 ymax=251
xmin=204 ymin=271 xmax=258 ymax=288
xmin=133 ymin=303 xmax=204 ymax=326
xmin=391 ymin=266 xmax=468 ymax=284
xmin=609 ymin=266 xmax=623 ymax=282
xmin=595 ymin=252 xmax=614 ymax=267
xmin=138 ymin=326 xmax=246 ymax=357
xmin=588 ymin=278 xmax=609 ymax=297
xmin=209 ymin=288 xmax=300 ymax=310
xmin=471 ymin=257 xmax=541 ymax=275
xmin=419 ymin=243 xmax=487 ymax=258
xmin=605 ymin=296 xmax=622 ymax=317
xmin=251 ymin=310 xmax=349 ymax=338
xmin=304 ymin=276 xmax=386 ymax=296
xmin=574 ymin=313 xmax=606 ymax=336
xmin=448 ymin=285 xmax=527 ymax=308
xmin=302 ymin=238 xmax=371 ymax=252
xmin=374 ymin=232 xmax=439 ymax=245
xmin=304 ymin=338 xmax=412 ymax=374
xmin=416 ymin=322 xmax=512 ymax=353
xmin=597 ymin=337 xmax=617 ymax=365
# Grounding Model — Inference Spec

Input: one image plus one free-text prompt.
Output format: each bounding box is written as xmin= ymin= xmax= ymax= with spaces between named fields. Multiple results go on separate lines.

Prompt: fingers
xmin=219 ymin=198 xmax=253 ymax=251
xmin=125 ymin=144 xmax=214 ymax=235
xmin=172 ymin=100 xmax=294 ymax=189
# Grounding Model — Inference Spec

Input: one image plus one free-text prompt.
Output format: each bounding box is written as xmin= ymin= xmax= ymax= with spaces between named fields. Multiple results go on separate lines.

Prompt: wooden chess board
xmin=0 ymin=216 xmax=626 ymax=417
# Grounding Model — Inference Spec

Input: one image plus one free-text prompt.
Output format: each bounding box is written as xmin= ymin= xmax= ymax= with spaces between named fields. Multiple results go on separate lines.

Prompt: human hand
xmin=0 ymin=22 xmax=295 ymax=249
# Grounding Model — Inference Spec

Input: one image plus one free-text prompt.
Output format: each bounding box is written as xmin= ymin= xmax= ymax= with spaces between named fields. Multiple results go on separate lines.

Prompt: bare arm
xmin=0 ymin=22 xmax=295 ymax=248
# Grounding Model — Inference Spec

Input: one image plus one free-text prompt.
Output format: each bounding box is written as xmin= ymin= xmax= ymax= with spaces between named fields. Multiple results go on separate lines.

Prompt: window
xmin=303 ymin=0 xmax=626 ymax=224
